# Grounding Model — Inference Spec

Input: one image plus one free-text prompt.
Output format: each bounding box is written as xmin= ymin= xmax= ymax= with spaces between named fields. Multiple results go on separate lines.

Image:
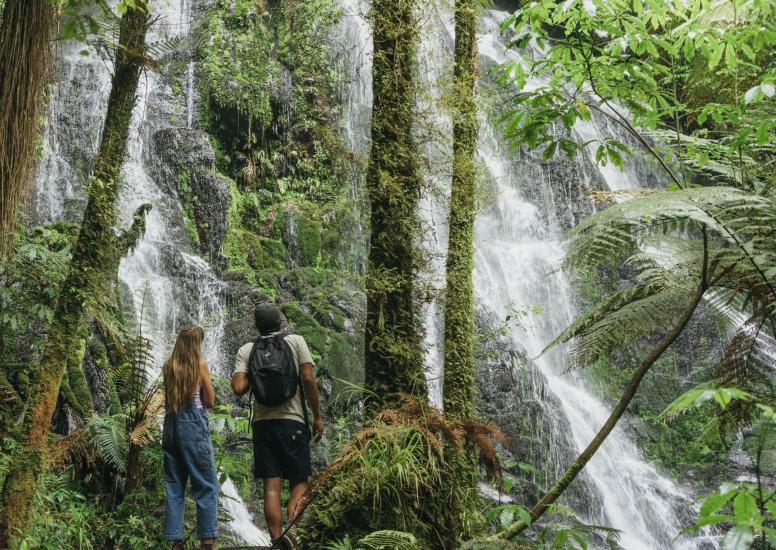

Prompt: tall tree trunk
xmin=0 ymin=4 xmax=150 ymax=544
xmin=0 ymin=0 xmax=54 ymax=257
xmin=439 ymin=4 xmax=480 ymax=545
xmin=493 ymin=283 xmax=707 ymax=540
xmin=442 ymin=0 xmax=479 ymax=421
xmin=363 ymin=0 xmax=427 ymax=408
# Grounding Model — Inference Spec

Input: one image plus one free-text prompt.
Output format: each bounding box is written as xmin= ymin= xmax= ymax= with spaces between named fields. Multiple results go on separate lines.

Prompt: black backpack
xmin=247 ymin=334 xmax=299 ymax=406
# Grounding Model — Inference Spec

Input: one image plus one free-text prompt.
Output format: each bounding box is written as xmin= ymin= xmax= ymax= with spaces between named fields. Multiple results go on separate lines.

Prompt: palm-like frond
xmin=565 ymin=187 xmax=774 ymax=275
xmin=571 ymin=286 xmax=691 ymax=366
xmin=552 ymin=186 xmax=776 ymax=382
xmin=86 ymin=414 xmax=128 ymax=473
xmin=357 ymin=530 xmax=418 ymax=550
xmin=128 ymin=391 xmax=164 ymax=447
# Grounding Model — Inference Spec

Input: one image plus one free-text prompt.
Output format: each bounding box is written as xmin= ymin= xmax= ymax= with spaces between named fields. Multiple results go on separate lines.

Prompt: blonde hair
xmin=164 ymin=325 xmax=204 ymax=412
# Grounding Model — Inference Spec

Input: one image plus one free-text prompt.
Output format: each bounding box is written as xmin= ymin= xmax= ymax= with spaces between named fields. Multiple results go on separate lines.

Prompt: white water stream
xmin=472 ymin=11 xmax=716 ymax=549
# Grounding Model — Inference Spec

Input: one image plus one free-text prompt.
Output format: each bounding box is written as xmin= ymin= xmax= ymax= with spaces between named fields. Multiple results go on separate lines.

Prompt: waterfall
xmin=33 ymin=0 xmax=268 ymax=544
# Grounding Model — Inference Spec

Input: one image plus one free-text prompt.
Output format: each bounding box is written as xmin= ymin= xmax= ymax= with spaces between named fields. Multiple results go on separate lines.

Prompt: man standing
xmin=232 ymin=303 xmax=323 ymax=547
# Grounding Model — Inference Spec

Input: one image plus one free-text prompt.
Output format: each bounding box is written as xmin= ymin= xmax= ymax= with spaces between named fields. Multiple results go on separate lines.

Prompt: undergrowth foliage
xmin=298 ymin=395 xmax=504 ymax=548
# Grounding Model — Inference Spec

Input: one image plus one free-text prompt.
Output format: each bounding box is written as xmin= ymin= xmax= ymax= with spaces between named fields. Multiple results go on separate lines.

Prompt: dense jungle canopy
xmin=1 ymin=0 xmax=775 ymax=548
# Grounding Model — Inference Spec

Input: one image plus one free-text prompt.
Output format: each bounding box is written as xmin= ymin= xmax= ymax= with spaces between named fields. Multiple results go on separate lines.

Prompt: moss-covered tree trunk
xmin=0 ymin=4 xmax=150 ymax=545
xmin=439 ymin=3 xmax=480 ymax=545
xmin=493 ymin=283 xmax=707 ymax=540
xmin=363 ymin=0 xmax=427 ymax=408
xmin=443 ymin=0 xmax=479 ymax=421
xmin=0 ymin=0 xmax=54 ymax=257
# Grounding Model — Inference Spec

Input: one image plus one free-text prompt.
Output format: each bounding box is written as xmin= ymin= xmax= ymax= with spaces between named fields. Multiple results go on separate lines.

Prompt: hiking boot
xmin=171 ymin=541 xmax=184 ymax=550
xmin=200 ymin=541 xmax=216 ymax=550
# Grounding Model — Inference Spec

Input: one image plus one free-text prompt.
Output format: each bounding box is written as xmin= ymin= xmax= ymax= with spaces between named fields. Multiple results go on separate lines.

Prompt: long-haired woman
xmin=162 ymin=325 xmax=219 ymax=550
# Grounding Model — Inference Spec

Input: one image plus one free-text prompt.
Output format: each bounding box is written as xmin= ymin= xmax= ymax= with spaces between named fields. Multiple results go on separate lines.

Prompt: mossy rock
xmin=280 ymin=209 xmax=322 ymax=267
xmin=223 ymin=228 xmax=285 ymax=273
xmin=281 ymin=301 xmax=329 ymax=360
xmin=281 ymin=300 xmax=363 ymax=409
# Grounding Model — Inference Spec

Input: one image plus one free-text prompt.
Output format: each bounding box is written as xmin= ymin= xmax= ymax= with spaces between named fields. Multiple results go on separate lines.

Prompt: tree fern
xmin=86 ymin=414 xmax=128 ymax=473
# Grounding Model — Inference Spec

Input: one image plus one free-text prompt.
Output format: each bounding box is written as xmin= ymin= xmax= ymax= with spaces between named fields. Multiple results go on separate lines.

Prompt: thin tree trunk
xmin=442 ymin=0 xmax=479 ymax=421
xmin=493 ymin=282 xmax=707 ymax=540
xmin=363 ymin=0 xmax=427 ymax=409
xmin=0 ymin=0 xmax=54 ymax=257
xmin=0 ymin=4 xmax=150 ymax=544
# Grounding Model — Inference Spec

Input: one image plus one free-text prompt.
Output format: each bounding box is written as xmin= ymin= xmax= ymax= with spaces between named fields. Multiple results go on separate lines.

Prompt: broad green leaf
xmin=700 ymin=490 xmax=736 ymax=517
xmin=709 ymin=43 xmax=725 ymax=69
xmin=499 ymin=508 xmax=514 ymax=528
xmin=732 ymin=492 xmax=760 ymax=524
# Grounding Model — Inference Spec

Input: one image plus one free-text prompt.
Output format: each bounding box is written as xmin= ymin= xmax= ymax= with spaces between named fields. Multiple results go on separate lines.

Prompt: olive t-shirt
xmin=234 ymin=333 xmax=314 ymax=424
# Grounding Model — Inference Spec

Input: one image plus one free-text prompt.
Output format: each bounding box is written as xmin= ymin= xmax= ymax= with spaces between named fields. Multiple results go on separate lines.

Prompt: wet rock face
xmin=220 ymin=275 xmax=273 ymax=364
xmin=148 ymin=128 xmax=231 ymax=269
xmin=219 ymin=271 xmax=366 ymax=417
xmin=540 ymin=152 xmax=605 ymax=231
xmin=32 ymin=50 xmax=111 ymax=224
xmin=475 ymin=309 xmax=603 ymax=515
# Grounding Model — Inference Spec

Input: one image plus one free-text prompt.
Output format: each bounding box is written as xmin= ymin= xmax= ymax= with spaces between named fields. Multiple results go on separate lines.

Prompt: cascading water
xmin=33 ymin=1 xmax=269 ymax=544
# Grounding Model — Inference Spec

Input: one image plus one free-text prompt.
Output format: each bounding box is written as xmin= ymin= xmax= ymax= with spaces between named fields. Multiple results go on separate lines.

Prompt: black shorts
xmin=252 ymin=419 xmax=311 ymax=481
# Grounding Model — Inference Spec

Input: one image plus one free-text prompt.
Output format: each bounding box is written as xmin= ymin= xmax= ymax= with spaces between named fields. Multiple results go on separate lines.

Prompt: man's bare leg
xmin=263 ymin=477 xmax=283 ymax=540
xmin=287 ymin=479 xmax=310 ymax=522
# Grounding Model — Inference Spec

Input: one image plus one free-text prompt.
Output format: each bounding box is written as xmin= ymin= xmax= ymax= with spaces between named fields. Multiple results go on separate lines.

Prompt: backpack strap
xmin=246 ymin=338 xmax=262 ymax=430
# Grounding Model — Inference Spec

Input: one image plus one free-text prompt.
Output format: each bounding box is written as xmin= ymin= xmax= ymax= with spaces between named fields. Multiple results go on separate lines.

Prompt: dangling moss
xmin=364 ymin=0 xmax=427 ymax=409
xmin=443 ymin=0 xmax=479 ymax=421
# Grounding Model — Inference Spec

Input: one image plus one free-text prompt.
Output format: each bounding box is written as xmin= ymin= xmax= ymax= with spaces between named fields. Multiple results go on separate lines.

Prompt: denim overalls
xmin=162 ymin=407 xmax=219 ymax=541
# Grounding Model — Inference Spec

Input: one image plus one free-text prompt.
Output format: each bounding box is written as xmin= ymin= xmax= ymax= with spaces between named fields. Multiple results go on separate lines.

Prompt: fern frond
xmin=564 ymin=187 xmax=774 ymax=276
xmin=86 ymin=414 xmax=128 ymax=473
xmin=357 ymin=530 xmax=418 ymax=550
xmin=128 ymin=391 xmax=164 ymax=447
xmin=569 ymin=286 xmax=693 ymax=366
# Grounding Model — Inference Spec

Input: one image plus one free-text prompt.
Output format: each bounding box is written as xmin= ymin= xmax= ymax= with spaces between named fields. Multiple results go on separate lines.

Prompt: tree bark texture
xmin=442 ymin=0 xmax=479 ymax=421
xmin=0 ymin=4 xmax=150 ymax=545
xmin=0 ymin=0 xmax=55 ymax=257
xmin=363 ymin=0 xmax=427 ymax=408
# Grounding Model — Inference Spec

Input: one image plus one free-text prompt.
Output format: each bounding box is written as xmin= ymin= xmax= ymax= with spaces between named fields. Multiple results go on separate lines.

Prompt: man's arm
xmin=232 ymin=344 xmax=250 ymax=395
xmin=299 ymin=362 xmax=323 ymax=441
xmin=231 ymin=372 xmax=250 ymax=396
xmin=200 ymin=361 xmax=216 ymax=408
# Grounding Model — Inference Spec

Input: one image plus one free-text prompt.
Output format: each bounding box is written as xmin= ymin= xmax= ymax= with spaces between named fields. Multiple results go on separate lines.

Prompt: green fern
xmin=324 ymin=536 xmax=354 ymax=550
xmin=551 ymin=186 xmax=776 ymax=376
xmin=357 ymin=530 xmax=418 ymax=550
xmin=86 ymin=414 xmax=128 ymax=473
